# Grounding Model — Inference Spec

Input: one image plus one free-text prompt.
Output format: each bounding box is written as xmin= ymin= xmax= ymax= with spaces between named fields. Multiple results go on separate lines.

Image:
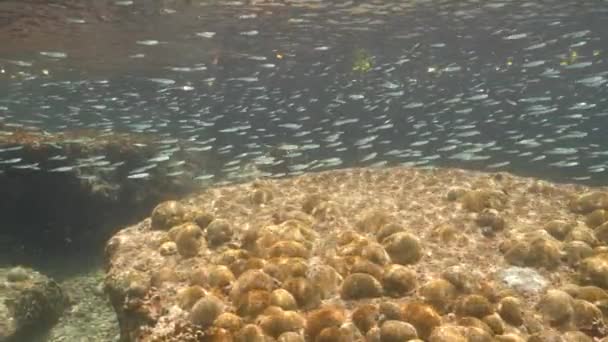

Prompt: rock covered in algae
xmin=476 ymin=208 xmax=506 ymax=232
xmin=456 ymin=294 xmax=494 ymax=318
xmin=483 ymin=313 xmax=506 ymax=334
xmin=379 ymin=320 xmax=418 ymax=341
xmin=230 ymin=269 xmax=276 ymax=302
xmin=235 ymin=323 xmax=266 ymax=341
xmin=214 ymin=312 xmax=243 ymax=332
xmin=236 ymin=289 xmax=272 ymax=317
xmin=570 ymin=192 xmax=608 ymax=214
xmin=460 ymin=189 xmax=507 ymax=212
xmin=382 ymin=264 xmax=417 ymax=296
xmin=305 ymin=306 xmax=345 ymax=340
xmin=457 ymin=316 xmax=493 ymax=335
xmin=579 ymin=254 xmax=608 ymax=289
xmin=208 ymin=265 xmax=236 ymax=288
xmin=428 ymin=325 xmax=468 ymax=342
xmin=361 ymin=242 xmax=391 ymax=265
xmin=258 ymin=308 xmax=305 ymax=338
xmin=566 ymin=225 xmax=599 ymax=247
xmin=306 ymin=263 xmax=342 ymax=299
xmin=282 ymin=276 xmax=322 ymax=310
xmin=189 ymin=295 xmax=224 ymax=328
xmin=151 ymin=200 xmax=192 ymax=231
xmin=352 ymin=304 xmax=380 ymax=334
xmin=173 ymin=222 xmax=204 ymax=257
xmin=442 ymin=266 xmax=480 ymax=294
xmin=537 ymin=289 xmax=574 ymax=326
xmin=0 ymin=266 xmax=69 ymax=341
xmin=356 ymin=209 xmax=392 ymax=234
xmin=270 ymin=289 xmax=298 ymax=310
xmin=351 ymin=257 xmax=384 ymax=280
xmin=176 ymin=285 xmax=206 ymax=310
xmin=376 ymin=223 xmax=405 ymax=243
xmin=544 ymin=220 xmax=575 ymax=240
xmin=269 ymin=241 xmax=310 ymax=259
xmin=420 ymin=278 xmax=457 ymax=313
xmin=401 ymin=302 xmax=442 ymax=339
xmin=205 ymin=219 xmax=234 ymax=247
xmin=340 ymin=273 xmax=383 ymax=300
xmin=495 ymin=333 xmax=526 ymax=342
xmin=278 ymin=331 xmax=305 ymax=342
xmin=501 ymin=233 xmax=562 ymax=270
xmin=596 ymin=223 xmax=608 ymax=247
xmin=564 ymin=241 xmax=594 ymax=266
xmin=497 ymin=296 xmax=524 ymax=326
xmin=587 ymin=209 xmax=608 ymax=229
xmin=571 ymin=298 xmax=605 ymax=333
xmin=382 ymin=232 xmax=423 ymax=265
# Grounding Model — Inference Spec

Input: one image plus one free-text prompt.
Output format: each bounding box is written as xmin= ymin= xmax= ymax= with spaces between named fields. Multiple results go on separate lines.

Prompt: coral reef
xmin=103 ymin=166 xmax=608 ymax=341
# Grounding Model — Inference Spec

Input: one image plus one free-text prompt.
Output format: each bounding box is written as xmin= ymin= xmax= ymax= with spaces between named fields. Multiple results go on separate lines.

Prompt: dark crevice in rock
xmin=0 ymin=170 xmax=176 ymax=267
xmin=0 ymin=127 xmax=216 ymax=272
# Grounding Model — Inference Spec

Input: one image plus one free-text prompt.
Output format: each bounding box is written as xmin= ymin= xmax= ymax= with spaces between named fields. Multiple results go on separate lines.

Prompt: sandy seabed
xmin=104 ymin=166 xmax=608 ymax=342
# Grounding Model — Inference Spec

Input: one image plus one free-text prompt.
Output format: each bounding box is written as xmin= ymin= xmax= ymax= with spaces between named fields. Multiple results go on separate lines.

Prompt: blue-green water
xmin=1 ymin=0 xmax=607 ymax=185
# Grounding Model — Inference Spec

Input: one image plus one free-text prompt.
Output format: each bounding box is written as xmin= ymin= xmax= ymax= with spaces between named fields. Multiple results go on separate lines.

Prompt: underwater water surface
xmin=0 ymin=0 xmax=607 ymax=185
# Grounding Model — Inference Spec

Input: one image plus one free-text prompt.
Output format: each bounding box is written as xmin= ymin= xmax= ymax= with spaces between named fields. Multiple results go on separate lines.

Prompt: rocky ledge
xmin=0 ymin=125 xmax=214 ymax=264
xmin=105 ymin=166 xmax=608 ymax=341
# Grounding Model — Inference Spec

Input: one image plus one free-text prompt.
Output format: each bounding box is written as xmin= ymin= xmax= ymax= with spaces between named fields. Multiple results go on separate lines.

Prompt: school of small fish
xmin=0 ymin=0 xmax=607 ymax=185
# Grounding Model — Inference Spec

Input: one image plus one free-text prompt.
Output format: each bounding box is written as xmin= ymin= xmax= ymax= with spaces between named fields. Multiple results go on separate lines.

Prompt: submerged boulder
xmin=0 ymin=266 xmax=69 ymax=342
